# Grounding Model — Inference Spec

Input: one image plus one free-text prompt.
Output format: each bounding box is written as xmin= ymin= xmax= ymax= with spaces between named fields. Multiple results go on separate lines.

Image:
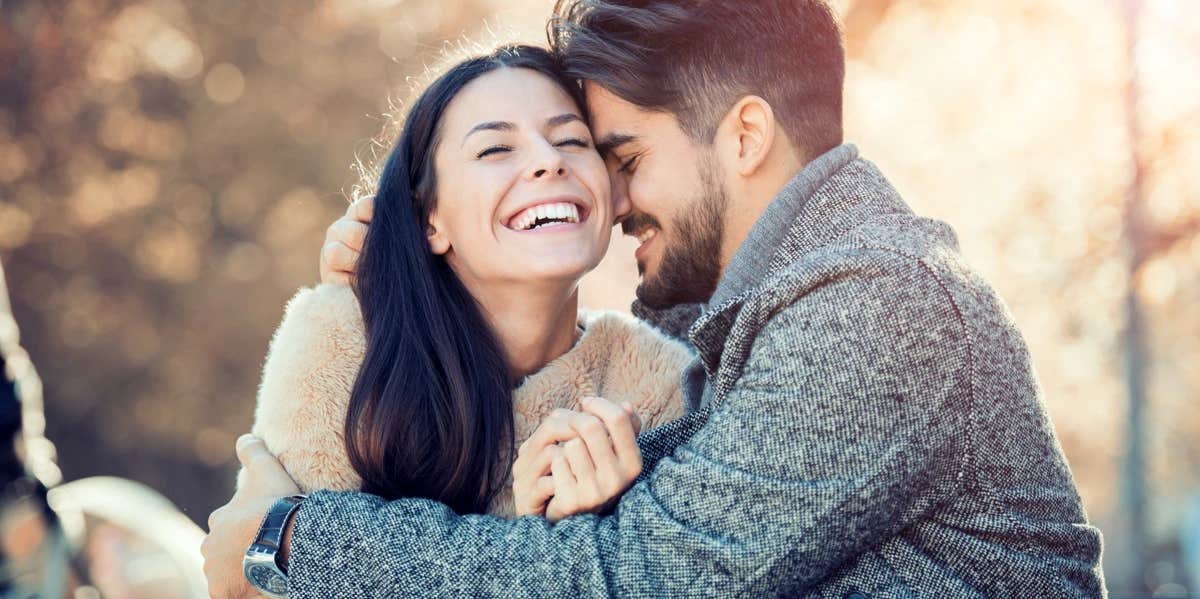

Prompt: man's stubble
xmin=634 ymin=154 xmax=728 ymax=310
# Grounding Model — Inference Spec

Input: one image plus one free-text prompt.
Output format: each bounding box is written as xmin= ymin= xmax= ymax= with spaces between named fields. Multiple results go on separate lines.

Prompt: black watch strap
xmin=254 ymin=494 xmax=306 ymax=559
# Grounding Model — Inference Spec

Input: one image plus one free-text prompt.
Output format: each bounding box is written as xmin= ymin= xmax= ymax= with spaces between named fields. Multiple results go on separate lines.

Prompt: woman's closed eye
xmin=476 ymin=138 xmax=589 ymax=160
xmin=554 ymin=138 xmax=590 ymax=149
xmin=476 ymin=145 xmax=512 ymax=159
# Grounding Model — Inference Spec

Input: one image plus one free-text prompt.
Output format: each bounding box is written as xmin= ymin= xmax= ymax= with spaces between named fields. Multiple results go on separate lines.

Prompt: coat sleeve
xmin=240 ymin=284 xmax=365 ymax=494
xmin=284 ymin=257 xmax=980 ymax=597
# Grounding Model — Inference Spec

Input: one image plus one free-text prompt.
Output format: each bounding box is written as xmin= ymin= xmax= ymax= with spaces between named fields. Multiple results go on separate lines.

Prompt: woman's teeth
xmin=509 ymin=202 xmax=581 ymax=231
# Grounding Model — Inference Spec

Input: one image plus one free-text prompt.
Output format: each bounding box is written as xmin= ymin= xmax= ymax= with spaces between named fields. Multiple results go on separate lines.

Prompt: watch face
xmin=246 ymin=562 xmax=288 ymax=595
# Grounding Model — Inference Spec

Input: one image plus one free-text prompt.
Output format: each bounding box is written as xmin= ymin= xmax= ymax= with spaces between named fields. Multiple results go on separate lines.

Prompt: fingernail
xmin=621 ymin=401 xmax=633 ymax=412
xmin=237 ymin=434 xmax=257 ymax=449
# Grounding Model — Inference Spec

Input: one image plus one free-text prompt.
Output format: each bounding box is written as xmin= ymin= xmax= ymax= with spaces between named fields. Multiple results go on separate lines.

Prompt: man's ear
xmin=719 ymin=95 xmax=777 ymax=177
xmin=426 ymin=211 xmax=451 ymax=255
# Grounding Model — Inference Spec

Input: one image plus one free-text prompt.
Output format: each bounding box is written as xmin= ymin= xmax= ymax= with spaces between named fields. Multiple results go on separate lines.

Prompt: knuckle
xmin=579 ymin=417 xmax=605 ymax=438
xmin=328 ymin=246 xmax=351 ymax=268
xmin=581 ymin=487 xmax=600 ymax=504
xmin=596 ymin=473 xmax=617 ymax=491
xmin=622 ymin=462 xmax=642 ymax=480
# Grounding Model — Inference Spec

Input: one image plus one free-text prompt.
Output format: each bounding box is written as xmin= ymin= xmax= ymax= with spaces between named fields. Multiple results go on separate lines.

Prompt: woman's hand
xmin=511 ymin=397 xmax=643 ymax=522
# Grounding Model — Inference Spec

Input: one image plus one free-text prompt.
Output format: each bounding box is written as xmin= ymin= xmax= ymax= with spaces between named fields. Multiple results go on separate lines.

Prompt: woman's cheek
xmin=575 ymin=154 xmax=610 ymax=206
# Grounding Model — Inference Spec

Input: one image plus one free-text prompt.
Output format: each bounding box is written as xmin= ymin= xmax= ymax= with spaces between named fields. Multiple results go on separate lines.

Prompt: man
xmin=204 ymin=1 xmax=1106 ymax=596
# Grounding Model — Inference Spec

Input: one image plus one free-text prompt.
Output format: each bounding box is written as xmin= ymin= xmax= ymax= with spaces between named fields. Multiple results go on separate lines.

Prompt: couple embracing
xmin=202 ymin=1 xmax=1106 ymax=597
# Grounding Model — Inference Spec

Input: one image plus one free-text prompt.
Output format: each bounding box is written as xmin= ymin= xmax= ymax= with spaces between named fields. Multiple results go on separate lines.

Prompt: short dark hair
xmin=549 ymin=0 xmax=845 ymax=159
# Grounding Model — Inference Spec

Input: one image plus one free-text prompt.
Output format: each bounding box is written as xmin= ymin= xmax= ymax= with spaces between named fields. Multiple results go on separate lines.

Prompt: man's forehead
xmin=584 ymin=82 xmax=643 ymax=153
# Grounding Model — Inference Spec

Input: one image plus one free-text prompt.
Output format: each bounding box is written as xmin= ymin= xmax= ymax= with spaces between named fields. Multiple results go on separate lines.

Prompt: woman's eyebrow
xmin=460 ymin=114 xmax=581 ymax=147
xmin=545 ymin=113 xmax=584 ymax=128
xmin=461 ymin=121 xmax=513 ymax=146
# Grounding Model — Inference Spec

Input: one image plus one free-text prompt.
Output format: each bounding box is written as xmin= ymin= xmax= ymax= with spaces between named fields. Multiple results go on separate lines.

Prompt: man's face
xmin=585 ymin=83 xmax=726 ymax=309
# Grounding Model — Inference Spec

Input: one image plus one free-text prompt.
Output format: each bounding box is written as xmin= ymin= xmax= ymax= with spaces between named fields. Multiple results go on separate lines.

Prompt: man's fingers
xmin=344 ymin=196 xmax=374 ymax=224
xmin=328 ymin=218 xmax=368 ymax=254
xmin=206 ymin=506 xmax=223 ymax=533
xmin=322 ymin=240 xmax=360 ymax=278
xmin=235 ymin=434 xmax=280 ymax=473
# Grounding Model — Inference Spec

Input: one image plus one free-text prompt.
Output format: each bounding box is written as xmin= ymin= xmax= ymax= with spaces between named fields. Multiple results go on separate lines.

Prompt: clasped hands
xmin=512 ymin=396 xmax=643 ymax=521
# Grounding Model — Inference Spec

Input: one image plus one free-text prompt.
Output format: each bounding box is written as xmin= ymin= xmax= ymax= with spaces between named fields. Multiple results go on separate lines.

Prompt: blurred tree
xmin=0 ymin=0 xmax=499 ymax=523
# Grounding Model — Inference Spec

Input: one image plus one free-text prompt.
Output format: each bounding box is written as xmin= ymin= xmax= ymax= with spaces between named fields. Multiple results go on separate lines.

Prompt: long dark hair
xmin=345 ymin=45 xmax=586 ymax=514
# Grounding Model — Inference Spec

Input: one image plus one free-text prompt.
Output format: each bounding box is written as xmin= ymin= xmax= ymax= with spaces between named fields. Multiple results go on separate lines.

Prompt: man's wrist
xmin=279 ymin=502 xmax=297 ymax=571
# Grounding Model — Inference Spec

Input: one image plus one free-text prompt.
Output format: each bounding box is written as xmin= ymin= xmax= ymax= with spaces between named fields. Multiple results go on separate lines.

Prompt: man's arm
xmin=285 ymin=255 xmax=974 ymax=597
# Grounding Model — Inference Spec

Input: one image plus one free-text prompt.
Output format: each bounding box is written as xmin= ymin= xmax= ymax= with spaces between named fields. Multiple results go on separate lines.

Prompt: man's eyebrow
xmin=461 ymin=121 xmax=513 ymax=146
xmin=595 ymin=133 xmax=636 ymax=158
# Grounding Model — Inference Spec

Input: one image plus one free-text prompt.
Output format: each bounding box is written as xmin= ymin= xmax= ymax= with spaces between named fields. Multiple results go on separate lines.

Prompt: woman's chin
xmin=513 ymin=252 xmax=603 ymax=286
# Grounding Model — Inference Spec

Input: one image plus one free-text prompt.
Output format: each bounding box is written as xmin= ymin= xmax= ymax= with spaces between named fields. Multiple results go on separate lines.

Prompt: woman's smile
xmin=504 ymin=199 xmax=591 ymax=233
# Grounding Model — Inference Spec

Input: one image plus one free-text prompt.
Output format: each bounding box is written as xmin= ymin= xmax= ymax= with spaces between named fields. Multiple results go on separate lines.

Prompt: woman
xmin=245 ymin=45 xmax=694 ymax=521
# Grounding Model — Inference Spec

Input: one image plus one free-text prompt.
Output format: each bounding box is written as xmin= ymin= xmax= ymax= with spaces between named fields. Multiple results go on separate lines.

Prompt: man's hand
xmin=512 ymin=397 xmax=643 ymax=522
xmin=201 ymin=435 xmax=301 ymax=599
xmin=319 ymin=196 xmax=372 ymax=285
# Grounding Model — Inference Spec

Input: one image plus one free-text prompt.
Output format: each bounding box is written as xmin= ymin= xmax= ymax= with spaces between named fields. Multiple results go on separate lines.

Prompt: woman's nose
xmin=610 ymin=177 xmax=632 ymax=223
xmin=528 ymin=141 xmax=567 ymax=179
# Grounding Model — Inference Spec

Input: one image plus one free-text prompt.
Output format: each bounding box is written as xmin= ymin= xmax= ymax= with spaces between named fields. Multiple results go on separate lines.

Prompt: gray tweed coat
xmin=286 ymin=144 xmax=1106 ymax=598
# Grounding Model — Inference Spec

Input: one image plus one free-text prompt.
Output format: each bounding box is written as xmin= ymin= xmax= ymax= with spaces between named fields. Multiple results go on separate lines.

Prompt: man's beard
xmin=632 ymin=159 xmax=727 ymax=310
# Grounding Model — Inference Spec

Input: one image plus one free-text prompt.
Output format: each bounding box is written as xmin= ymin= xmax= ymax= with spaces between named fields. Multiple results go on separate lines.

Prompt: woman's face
xmin=427 ymin=67 xmax=611 ymax=290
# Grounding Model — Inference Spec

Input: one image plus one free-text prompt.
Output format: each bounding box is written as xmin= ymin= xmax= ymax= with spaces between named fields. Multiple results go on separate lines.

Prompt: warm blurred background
xmin=0 ymin=0 xmax=1196 ymax=596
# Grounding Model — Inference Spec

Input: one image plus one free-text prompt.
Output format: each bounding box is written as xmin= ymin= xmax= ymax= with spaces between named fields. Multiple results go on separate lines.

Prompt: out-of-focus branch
xmin=1119 ymin=0 xmax=1149 ymax=593
xmin=1145 ymin=216 xmax=1200 ymax=259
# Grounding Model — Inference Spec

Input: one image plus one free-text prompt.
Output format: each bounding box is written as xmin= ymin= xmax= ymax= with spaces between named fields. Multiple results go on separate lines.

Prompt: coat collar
xmin=686 ymin=144 xmax=914 ymax=379
xmin=705 ymin=143 xmax=861 ymax=311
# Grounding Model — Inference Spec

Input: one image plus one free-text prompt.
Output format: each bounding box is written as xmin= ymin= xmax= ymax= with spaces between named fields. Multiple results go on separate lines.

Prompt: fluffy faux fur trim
xmin=244 ymin=284 xmax=694 ymax=517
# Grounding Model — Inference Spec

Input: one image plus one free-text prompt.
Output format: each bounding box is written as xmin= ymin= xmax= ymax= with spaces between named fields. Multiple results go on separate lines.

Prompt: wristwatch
xmin=243 ymin=494 xmax=306 ymax=598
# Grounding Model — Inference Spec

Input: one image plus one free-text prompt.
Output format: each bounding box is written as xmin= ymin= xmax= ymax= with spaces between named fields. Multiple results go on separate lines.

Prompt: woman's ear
xmin=426 ymin=211 xmax=451 ymax=255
